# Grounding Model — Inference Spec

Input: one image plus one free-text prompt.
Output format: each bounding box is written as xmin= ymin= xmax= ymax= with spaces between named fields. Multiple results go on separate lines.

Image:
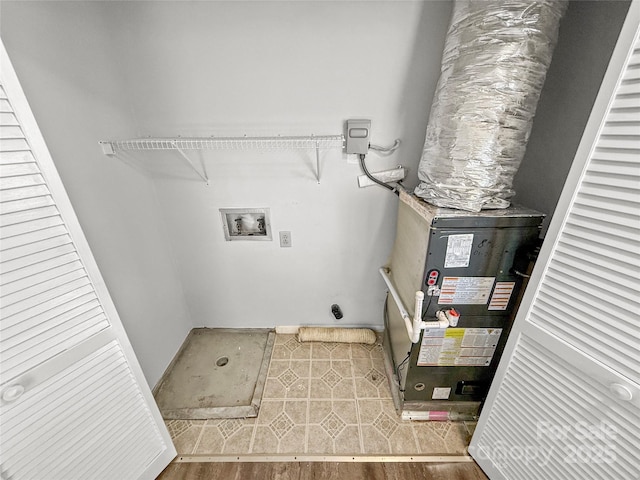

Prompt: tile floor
xmin=165 ymin=334 xmax=472 ymax=456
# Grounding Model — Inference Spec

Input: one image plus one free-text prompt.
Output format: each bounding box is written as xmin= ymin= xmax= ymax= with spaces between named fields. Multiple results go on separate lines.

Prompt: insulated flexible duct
xmin=414 ymin=0 xmax=567 ymax=212
xmin=297 ymin=327 xmax=377 ymax=345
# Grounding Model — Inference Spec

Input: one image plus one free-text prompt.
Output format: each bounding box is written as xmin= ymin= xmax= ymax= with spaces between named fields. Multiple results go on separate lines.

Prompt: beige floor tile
xmin=251 ymin=426 xmax=279 ymax=453
xmin=360 ymin=425 xmax=391 ymax=454
xmin=307 ymin=425 xmax=334 ymax=454
xmin=170 ymin=427 xmax=203 ymax=455
xmin=351 ymin=344 xmax=373 ymax=358
xmin=334 ymin=425 xmax=362 ymax=454
xmin=351 ymin=357 xmax=373 ymax=376
xmin=256 ymin=400 xmax=285 ymax=425
xmin=309 ymin=378 xmax=333 ymax=399
xmin=311 ymin=343 xmax=333 ymax=359
xmin=413 ymin=423 xmax=448 ymax=454
xmin=310 ymin=359 xmax=331 ymax=377
xmin=290 ymin=343 xmax=312 ymax=359
xmin=288 ymin=360 xmax=311 ymax=377
xmin=371 ymin=355 xmax=386 ymax=371
xmin=166 ymin=420 xmax=205 ymax=455
xmin=221 ymin=426 xmax=253 ymax=454
xmin=357 ymin=399 xmax=383 ymax=424
xmin=267 ymin=360 xmax=290 ymax=378
xmin=274 ymin=334 xmax=296 ymax=345
xmin=194 ymin=426 xmax=224 ymax=454
xmin=332 ymin=378 xmax=356 ymax=399
xmin=389 ymin=425 xmax=419 ymax=454
xmin=354 ymin=377 xmax=381 ymax=398
xmin=372 ymin=410 xmax=399 ymax=438
xmin=283 ymin=399 xmax=308 ymax=424
xmin=330 ymin=344 xmax=351 ymax=359
xmin=330 ymin=360 xmax=353 ymax=377
xmin=285 ymin=377 xmax=310 ymax=398
xmin=308 ymin=400 xmax=333 ymax=423
xmin=445 ymin=422 xmax=470 ymax=454
xmin=278 ymin=425 xmax=307 ymax=453
xmin=377 ymin=379 xmax=393 ymax=399
xmin=270 ymin=344 xmax=293 ymax=360
xmin=263 ymin=377 xmax=287 ymax=398
xmin=332 ymin=400 xmax=358 ymax=424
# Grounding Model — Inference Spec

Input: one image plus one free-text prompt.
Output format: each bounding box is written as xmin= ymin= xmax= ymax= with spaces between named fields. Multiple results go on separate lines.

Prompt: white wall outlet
xmin=357 ymin=166 xmax=406 ymax=188
xmin=279 ymin=231 xmax=292 ymax=247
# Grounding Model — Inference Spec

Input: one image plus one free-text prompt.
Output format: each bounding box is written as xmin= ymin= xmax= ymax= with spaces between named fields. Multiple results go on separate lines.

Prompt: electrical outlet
xmin=279 ymin=231 xmax=292 ymax=248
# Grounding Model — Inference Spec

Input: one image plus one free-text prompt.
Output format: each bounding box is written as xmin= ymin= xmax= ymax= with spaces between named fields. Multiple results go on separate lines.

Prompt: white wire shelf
xmin=99 ymin=135 xmax=345 ymax=185
xmin=102 ymin=135 xmax=345 ymax=151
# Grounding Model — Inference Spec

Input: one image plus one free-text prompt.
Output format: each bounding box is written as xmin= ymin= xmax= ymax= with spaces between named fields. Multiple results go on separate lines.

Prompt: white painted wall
xmin=109 ymin=1 xmax=453 ymax=328
xmin=1 ymin=2 xmax=193 ymax=386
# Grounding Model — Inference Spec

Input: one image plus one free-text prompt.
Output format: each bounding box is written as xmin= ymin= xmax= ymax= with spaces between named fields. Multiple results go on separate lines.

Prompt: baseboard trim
xmin=274 ymin=325 xmax=300 ymax=334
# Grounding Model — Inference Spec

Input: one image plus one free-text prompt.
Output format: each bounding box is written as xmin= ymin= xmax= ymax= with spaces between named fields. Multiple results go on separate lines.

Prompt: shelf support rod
xmin=315 ymin=140 xmax=321 ymax=184
xmin=173 ymin=143 xmax=209 ymax=185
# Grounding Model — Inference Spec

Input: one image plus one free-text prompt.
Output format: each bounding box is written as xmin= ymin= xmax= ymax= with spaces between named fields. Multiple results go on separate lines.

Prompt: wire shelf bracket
xmin=99 ymin=135 xmax=346 ymax=185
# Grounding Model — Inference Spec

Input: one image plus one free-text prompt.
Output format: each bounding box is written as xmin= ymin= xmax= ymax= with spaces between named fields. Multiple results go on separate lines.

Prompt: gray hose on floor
xmin=297 ymin=327 xmax=377 ymax=345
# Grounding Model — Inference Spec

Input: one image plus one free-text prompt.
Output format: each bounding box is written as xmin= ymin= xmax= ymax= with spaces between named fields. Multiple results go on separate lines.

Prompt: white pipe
xmin=411 ymin=291 xmax=424 ymax=344
xmin=379 ymin=267 xmax=452 ymax=343
xmin=424 ymin=311 xmax=451 ymax=329
xmin=379 ymin=268 xmax=414 ymax=340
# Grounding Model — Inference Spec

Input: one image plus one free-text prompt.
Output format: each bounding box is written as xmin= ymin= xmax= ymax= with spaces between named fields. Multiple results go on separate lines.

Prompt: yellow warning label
xmin=444 ymin=329 xmax=465 ymax=338
xmin=417 ymin=327 xmax=502 ymax=366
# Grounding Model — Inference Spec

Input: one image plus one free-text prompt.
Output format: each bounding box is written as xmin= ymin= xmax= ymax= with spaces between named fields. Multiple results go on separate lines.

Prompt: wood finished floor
xmin=157 ymin=461 xmax=490 ymax=480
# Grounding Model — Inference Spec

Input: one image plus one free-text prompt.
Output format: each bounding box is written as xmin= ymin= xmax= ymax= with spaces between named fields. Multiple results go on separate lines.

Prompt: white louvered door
xmin=469 ymin=4 xmax=640 ymax=480
xmin=0 ymin=42 xmax=175 ymax=479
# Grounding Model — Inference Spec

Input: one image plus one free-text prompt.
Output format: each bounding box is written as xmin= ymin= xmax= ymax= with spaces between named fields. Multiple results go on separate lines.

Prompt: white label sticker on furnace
xmin=432 ymin=387 xmax=451 ymax=400
xmin=444 ymin=234 xmax=474 ymax=268
xmin=438 ymin=277 xmax=495 ymax=304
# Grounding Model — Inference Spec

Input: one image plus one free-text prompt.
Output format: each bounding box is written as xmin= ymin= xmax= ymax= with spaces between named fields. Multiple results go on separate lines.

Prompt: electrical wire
xmin=421 ymin=293 xmax=434 ymax=321
xmin=383 ymin=295 xmax=410 ymax=392
xmin=359 ymin=153 xmax=399 ymax=196
xmin=396 ymin=351 xmax=411 ymax=392
xmin=369 ymin=139 xmax=401 ymax=155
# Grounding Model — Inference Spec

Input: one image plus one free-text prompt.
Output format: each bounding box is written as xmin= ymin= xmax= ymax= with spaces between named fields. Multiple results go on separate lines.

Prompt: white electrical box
xmin=346 ymin=119 xmax=371 ymax=154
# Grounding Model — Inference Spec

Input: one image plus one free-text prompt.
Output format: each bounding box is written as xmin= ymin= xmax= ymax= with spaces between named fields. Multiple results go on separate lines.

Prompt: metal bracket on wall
xmin=99 ymin=134 xmax=345 ymax=185
xmin=173 ymin=144 xmax=209 ymax=186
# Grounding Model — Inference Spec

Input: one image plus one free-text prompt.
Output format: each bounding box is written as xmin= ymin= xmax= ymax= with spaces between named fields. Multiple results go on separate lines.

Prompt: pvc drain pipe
xmin=379 ymin=267 xmax=450 ymax=343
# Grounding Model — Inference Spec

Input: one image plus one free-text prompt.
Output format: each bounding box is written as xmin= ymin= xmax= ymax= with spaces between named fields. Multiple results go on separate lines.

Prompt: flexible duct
xmin=414 ymin=0 xmax=567 ymax=212
xmin=297 ymin=327 xmax=377 ymax=345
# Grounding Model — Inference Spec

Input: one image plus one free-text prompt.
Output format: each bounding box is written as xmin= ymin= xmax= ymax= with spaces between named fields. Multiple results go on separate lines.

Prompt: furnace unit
xmin=381 ymin=191 xmax=543 ymax=420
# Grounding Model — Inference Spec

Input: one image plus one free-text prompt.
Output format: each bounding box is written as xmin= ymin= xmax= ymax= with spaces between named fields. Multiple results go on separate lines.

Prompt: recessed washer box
xmin=220 ymin=208 xmax=272 ymax=241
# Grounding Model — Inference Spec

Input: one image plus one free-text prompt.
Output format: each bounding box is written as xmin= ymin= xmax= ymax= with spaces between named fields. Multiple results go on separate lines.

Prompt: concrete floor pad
xmin=155 ymin=328 xmax=274 ymax=419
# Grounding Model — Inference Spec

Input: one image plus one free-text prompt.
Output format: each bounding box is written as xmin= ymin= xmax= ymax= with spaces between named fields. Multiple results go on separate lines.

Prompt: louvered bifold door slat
xmin=0 ymin=40 xmax=174 ymax=480
xmin=474 ymin=333 xmax=640 ymax=480
xmin=0 ymin=86 xmax=110 ymax=382
xmin=1 ymin=341 xmax=166 ymax=480
xmin=527 ymin=36 xmax=640 ymax=385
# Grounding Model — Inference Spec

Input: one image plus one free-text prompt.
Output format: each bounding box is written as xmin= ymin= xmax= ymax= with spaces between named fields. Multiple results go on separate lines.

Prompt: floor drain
xmin=216 ymin=356 xmax=229 ymax=367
